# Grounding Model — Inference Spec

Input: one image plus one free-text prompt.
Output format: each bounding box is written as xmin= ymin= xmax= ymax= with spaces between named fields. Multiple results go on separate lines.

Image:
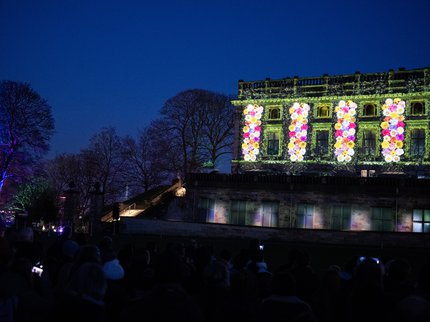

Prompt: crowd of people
xmin=1 ymin=219 xmax=430 ymax=322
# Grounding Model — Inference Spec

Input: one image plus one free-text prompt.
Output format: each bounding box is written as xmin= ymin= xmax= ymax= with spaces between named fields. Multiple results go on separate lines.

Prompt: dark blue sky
xmin=1 ymin=0 xmax=429 ymax=159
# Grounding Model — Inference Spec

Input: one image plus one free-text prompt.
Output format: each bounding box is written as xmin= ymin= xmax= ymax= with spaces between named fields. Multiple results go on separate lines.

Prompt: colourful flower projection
xmin=380 ymin=98 xmax=405 ymax=162
xmin=333 ymin=100 xmax=357 ymax=162
xmin=287 ymin=102 xmax=310 ymax=162
xmin=242 ymin=104 xmax=263 ymax=161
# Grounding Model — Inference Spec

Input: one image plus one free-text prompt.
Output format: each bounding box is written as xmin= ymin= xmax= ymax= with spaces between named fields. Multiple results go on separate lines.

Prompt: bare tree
xmin=201 ymin=92 xmax=234 ymax=168
xmin=0 ymin=81 xmax=55 ymax=200
xmin=83 ymin=127 xmax=126 ymax=205
xmin=43 ymin=153 xmax=93 ymax=218
xmin=157 ymin=89 xmax=234 ymax=177
xmin=148 ymin=118 xmax=184 ymax=177
xmin=122 ymin=127 xmax=172 ymax=193
xmin=44 ymin=153 xmax=82 ymax=195
xmin=43 ymin=127 xmax=125 ymax=218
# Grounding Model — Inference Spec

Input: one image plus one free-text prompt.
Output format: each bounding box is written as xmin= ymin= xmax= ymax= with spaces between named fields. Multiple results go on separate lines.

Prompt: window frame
xmin=296 ymin=203 xmax=314 ymax=229
xmin=410 ymin=128 xmax=425 ymax=157
xmin=412 ymin=209 xmax=430 ymax=233
xmin=331 ymin=204 xmax=352 ymax=230
xmin=362 ymin=103 xmax=377 ymax=117
xmin=267 ymin=105 xmax=282 ymax=120
xmin=261 ymin=200 xmax=279 ymax=227
xmin=315 ymin=130 xmax=329 ymax=156
xmin=362 ymin=130 xmax=376 ymax=155
xmin=410 ymin=101 xmax=425 ymax=115
xmin=371 ymin=207 xmax=394 ymax=231
xmin=197 ymin=198 xmax=215 ymax=223
xmin=316 ymin=104 xmax=331 ymax=118
xmin=266 ymin=131 xmax=280 ymax=156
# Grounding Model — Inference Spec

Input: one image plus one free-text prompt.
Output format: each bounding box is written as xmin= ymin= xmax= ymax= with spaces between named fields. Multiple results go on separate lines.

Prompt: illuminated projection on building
xmin=241 ymin=98 xmax=406 ymax=163
xmin=233 ymin=67 xmax=430 ymax=177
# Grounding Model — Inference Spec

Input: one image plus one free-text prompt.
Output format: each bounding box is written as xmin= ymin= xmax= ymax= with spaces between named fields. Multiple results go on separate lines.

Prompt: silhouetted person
xmin=346 ymin=256 xmax=388 ymax=322
xmin=53 ymin=262 xmax=108 ymax=322
xmin=256 ymin=269 xmax=318 ymax=322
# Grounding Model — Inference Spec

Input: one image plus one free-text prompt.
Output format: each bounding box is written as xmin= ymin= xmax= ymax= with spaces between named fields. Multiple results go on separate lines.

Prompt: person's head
xmin=69 ymin=262 xmax=107 ymax=301
xmin=354 ymin=256 xmax=385 ymax=287
xmin=62 ymin=239 xmax=80 ymax=259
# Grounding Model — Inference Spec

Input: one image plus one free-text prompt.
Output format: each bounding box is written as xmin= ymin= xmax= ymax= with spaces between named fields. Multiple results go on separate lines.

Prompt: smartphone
xmin=32 ymin=264 xmax=43 ymax=277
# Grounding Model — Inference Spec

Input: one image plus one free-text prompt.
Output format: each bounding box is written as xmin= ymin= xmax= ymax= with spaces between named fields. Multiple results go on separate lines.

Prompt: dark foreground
xmin=111 ymin=231 xmax=430 ymax=280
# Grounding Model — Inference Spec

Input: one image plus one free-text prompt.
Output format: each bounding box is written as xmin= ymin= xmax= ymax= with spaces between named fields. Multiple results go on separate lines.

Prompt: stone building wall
xmin=181 ymin=173 xmax=430 ymax=233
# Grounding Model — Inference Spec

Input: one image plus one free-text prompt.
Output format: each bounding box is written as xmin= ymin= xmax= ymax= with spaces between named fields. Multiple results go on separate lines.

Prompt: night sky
xmin=1 ymin=0 xmax=429 ymax=160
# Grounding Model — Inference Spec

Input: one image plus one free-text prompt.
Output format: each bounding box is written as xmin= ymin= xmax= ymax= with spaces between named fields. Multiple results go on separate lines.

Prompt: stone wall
xmin=120 ymin=217 xmax=430 ymax=249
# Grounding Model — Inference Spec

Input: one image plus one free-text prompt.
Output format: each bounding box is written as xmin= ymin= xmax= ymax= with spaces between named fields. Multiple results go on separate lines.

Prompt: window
xmin=412 ymin=209 xmax=430 ymax=232
xmin=261 ymin=201 xmax=279 ymax=227
xmin=411 ymin=102 xmax=425 ymax=115
xmin=331 ymin=205 xmax=351 ymax=230
xmin=371 ymin=207 xmax=393 ymax=231
xmin=296 ymin=203 xmax=314 ymax=228
xmin=361 ymin=170 xmax=376 ymax=177
xmin=197 ymin=198 xmax=215 ymax=223
xmin=230 ymin=200 xmax=257 ymax=225
xmin=363 ymin=103 xmax=376 ymax=116
xmin=267 ymin=132 xmax=280 ymax=155
xmin=362 ymin=130 xmax=376 ymax=155
xmin=315 ymin=131 xmax=329 ymax=155
xmin=410 ymin=129 xmax=425 ymax=157
xmin=317 ymin=105 xmax=330 ymax=118
xmin=268 ymin=107 xmax=280 ymax=119
xmin=230 ymin=200 xmax=247 ymax=225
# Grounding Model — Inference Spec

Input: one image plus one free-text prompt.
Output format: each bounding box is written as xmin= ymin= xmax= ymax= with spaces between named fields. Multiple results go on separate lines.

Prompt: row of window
xmin=197 ymin=198 xmax=430 ymax=233
xmin=266 ymin=128 xmax=426 ymax=157
xmin=267 ymin=101 xmax=426 ymax=120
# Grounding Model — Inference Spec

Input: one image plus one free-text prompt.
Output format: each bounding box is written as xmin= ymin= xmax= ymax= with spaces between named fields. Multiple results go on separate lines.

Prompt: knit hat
xmin=256 ymin=261 xmax=271 ymax=274
xmin=103 ymin=258 xmax=125 ymax=280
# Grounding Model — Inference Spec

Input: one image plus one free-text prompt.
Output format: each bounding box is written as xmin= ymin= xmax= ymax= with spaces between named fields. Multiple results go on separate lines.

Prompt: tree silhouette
xmin=0 ymin=81 xmax=54 ymax=201
xmin=156 ymin=89 xmax=234 ymax=176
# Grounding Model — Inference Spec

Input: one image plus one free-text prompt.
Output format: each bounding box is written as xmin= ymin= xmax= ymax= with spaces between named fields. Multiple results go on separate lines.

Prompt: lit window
xmin=412 ymin=209 xmax=430 ymax=233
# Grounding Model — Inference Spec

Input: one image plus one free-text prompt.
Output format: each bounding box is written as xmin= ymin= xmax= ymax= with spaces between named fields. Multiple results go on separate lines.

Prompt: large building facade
xmin=172 ymin=68 xmax=430 ymax=235
xmin=231 ymin=67 xmax=430 ymax=177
